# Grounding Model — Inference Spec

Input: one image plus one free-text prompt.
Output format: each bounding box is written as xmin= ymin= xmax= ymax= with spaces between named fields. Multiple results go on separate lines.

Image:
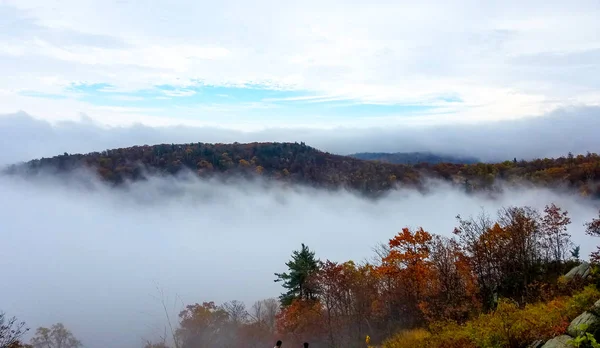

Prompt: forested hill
xmin=349 ymin=151 xmax=480 ymax=165
xmin=5 ymin=142 xmax=600 ymax=197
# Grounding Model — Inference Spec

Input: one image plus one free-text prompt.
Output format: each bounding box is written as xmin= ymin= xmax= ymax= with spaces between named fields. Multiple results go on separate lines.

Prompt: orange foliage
xmin=275 ymin=299 xmax=325 ymax=343
xmin=586 ymin=210 xmax=600 ymax=263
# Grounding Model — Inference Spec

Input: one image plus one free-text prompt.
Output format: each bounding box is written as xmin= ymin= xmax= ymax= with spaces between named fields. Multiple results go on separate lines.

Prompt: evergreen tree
xmin=274 ymin=243 xmax=321 ymax=306
xmin=570 ymin=245 xmax=581 ymax=262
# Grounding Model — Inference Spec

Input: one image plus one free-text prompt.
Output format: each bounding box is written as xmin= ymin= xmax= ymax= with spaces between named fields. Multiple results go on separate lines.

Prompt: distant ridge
xmin=4 ymin=142 xmax=600 ymax=198
xmin=348 ymin=152 xmax=480 ymax=165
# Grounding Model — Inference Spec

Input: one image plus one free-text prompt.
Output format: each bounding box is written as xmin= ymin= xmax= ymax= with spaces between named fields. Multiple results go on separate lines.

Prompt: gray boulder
xmin=565 ymin=262 xmax=591 ymax=280
xmin=541 ymin=335 xmax=574 ymax=348
xmin=527 ymin=339 xmax=545 ymax=348
xmin=567 ymin=311 xmax=600 ymax=337
xmin=589 ymin=299 xmax=600 ymax=316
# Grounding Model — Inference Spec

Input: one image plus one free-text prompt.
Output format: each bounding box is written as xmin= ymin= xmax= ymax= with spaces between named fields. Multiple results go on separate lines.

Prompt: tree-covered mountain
xmin=5 ymin=142 xmax=600 ymax=198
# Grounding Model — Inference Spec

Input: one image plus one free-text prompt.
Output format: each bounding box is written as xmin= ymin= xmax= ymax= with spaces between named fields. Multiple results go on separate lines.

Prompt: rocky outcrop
xmin=567 ymin=311 xmax=600 ymax=337
xmin=540 ymin=335 xmax=573 ymax=348
xmin=565 ymin=261 xmax=591 ymax=281
xmin=527 ymin=339 xmax=545 ymax=348
xmin=535 ymin=263 xmax=597 ymax=347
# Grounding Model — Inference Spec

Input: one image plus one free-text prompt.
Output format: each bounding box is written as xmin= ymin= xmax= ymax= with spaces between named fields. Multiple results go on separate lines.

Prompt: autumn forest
xmin=8 ymin=142 xmax=600 ymax=198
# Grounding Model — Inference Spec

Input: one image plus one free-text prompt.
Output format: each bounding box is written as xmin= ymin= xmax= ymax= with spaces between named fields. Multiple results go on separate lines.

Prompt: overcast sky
xmin=0 ymin=0 xmax=599 ymax=129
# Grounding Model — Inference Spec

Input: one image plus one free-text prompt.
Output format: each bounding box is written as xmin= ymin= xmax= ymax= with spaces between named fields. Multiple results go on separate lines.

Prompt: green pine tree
xmin=274 ymin=243 xmax=321 ymax=306
xmin=571 ymin=245 xmax=581 ymax=261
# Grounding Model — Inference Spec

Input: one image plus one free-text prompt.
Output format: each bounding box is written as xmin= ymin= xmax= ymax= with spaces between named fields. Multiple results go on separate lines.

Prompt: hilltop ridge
xmin=5 ymin=142 xmax=600 ymax=197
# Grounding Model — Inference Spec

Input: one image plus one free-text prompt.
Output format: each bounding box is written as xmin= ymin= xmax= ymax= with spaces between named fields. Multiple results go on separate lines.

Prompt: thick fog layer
xmin=2 ymin=106 xmax=600 ymax=166
xmin=1 ymin=172 xmax=599 ymax=347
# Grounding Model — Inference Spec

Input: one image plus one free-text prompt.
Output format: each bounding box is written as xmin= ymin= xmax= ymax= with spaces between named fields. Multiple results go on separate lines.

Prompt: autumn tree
xmin=317 ymin=260 xmax=358 ymax=347
xmin=422 ymin=235 xmax=477 ymax=322
xmin=238 ymin=298 xmax=279 ymax=347
xmin=314 ymin=260 xmax=380 ymax=347
xmin=274 ymin=244 xmax=321 ymax=306
xmin=455 ymin=206 xmax=552 ymax=307
xmin=275 ymin=299 xmax=326 ymax=345
xmin=585 ymin=210 xmax=600 ymax=263
xmin=0 ymin=312 xmax=29 ymax=348
xmin=221 ymin=300 xmax=248 ymax=327
xmin=496 ymin=206 xmax=546 ymax=304
xmin=540 ymin=203 xmax=572 ymax=263
xmin=376 ymin=227 xmax=434 ymax=328
xmin=30 ymin=323 xmax=82 ymax=348
xmin=250 ymin=298 xmax=279 ymax=332
xmin=454 ymin=210 xmax=506 ymax=310
xmin=176 ymin=302 xmax=230 ymax=348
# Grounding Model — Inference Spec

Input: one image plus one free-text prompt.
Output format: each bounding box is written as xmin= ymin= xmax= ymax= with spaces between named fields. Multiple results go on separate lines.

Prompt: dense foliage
xmin=384 ymin=286 xmax=600 ymax=348
xmin=264 ymin=203 xmax=600 ymax=347
xmin=7 ymin=142 xmax=600 ymax=197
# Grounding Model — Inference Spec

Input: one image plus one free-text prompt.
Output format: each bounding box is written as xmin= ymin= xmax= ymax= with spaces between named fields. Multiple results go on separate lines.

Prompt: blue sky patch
xmin=25 ymin=81 xmax=462 ymax=122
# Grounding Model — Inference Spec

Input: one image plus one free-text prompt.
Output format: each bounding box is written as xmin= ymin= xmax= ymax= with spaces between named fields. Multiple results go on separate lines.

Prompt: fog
xmin=1 ymin=170 xmax=600 ymax=348
xmin=2 ymin=105 xmax=600 ymax=166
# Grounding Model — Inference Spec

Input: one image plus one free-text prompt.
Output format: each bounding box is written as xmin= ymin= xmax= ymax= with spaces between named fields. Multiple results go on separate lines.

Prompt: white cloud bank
xmin=0 ymin=0 xmax=599 ymax=126
xmin=1 ymin=171 xmax=599 ymax=348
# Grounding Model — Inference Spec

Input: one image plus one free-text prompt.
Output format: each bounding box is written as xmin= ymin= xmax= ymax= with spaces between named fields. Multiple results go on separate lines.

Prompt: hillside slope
xmin=5 ymin=142 xmax=600 ymax=197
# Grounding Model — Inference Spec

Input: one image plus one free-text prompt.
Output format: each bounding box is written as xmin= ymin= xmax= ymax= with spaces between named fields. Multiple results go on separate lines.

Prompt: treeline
xmin=6 ymin=142 xmax=600 ymax=197
xmin=4 ymin=205 xmax=600 ymax=347
xmin=348 ymin=151 xmax=480 ymax=165
xmin=0 ymin=318 xmax=82 ymax=348
xmin=266 ymin=203 xmax=600 ymax=347
xmin=145 ymin=203 xmax=600 ymax=347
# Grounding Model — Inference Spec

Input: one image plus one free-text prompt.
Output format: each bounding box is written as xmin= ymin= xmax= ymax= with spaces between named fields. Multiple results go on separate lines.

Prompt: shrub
xmin=383 ymin=285 xmax=600 ymax=348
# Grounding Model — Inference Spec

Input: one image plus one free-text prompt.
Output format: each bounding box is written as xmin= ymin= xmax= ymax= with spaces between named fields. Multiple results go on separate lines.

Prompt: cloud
xmin=1 ymin=170 xmax=598 ymax=348
xmin=1 ymin=106 xmax=600 ymax=167
xmin=0 ymin=0 xmax=599 ymax=126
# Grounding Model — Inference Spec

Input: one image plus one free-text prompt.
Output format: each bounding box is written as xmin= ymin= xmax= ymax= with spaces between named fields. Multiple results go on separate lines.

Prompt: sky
xmin=0 ymin=0 xmax=599 ymax=129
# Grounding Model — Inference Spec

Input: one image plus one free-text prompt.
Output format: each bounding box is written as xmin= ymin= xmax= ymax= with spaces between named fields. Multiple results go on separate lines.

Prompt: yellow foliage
xmin=383 ymin=328 xmax=431 ymax=348
xmin=383 ymin=285 xmax=600 ymax=348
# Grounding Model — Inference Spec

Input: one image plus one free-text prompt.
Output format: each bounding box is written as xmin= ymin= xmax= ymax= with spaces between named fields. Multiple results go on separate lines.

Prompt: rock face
xmin=565 ymin=262 xmax=591 ymax=280
xmin=527 ymin=339 xmax=545 ymax=348
xmin=567 ymin=311 xmax=600 ymax=337
xmin=530 ymin=263 xmax=598 ymax=348
xmin=540 ymin=335 xmax=573 ymax=348
xmin=590 ymin=299 xmax=600 ymax=316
